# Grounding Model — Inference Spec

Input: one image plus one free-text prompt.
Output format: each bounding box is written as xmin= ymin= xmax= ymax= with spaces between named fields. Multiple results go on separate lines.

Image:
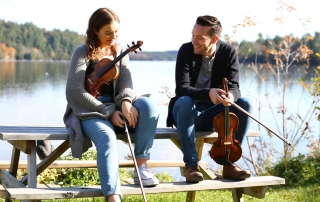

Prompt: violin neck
xmin=224 ymin=106 xmax=230 ymax=136
xmin=222 ymin=77 xmax=231 ymax=136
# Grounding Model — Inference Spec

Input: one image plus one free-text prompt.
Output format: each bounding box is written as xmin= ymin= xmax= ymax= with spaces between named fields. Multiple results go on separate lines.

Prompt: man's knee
xmin=175 ymin=96 xmax=194 ymax=108
xmin=173 ymin=96 xmax=196 ymax=125
xmin=237 ymin=97 xmax=252 ymax=113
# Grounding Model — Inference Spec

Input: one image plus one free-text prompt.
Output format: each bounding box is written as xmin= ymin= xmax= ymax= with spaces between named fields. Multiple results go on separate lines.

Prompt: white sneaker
xmin=134 ymin=163 xmax=159 ymax=187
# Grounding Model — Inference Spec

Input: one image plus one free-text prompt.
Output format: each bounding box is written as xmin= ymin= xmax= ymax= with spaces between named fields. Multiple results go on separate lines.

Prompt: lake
xmin=0 ymin=60 xmax=318 ymax=180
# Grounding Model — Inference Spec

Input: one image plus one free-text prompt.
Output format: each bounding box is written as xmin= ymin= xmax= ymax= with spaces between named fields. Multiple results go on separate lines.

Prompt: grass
xmin=2 ymin=184 xmax=319 ymax=202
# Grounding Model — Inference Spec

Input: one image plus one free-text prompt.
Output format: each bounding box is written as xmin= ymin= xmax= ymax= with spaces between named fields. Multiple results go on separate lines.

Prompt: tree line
xmin=0 ymin=19 xmax=319 ymax=66
xmin=0 ymin=20 xmax=83 ymax=60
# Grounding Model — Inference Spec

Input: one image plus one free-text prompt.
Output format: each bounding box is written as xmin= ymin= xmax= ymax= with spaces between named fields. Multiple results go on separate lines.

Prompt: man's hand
xmin=209 ymin=88 xmax=234 ymax=106
xmin=209 ymin=88 xmax=225 ymax=104
xmin=121 ymin=100 xmax=138 ymax=128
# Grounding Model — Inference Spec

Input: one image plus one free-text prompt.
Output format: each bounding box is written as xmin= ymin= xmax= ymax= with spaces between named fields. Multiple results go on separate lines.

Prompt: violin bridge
xmin=224 ymin=142 xmax=232 ymax=145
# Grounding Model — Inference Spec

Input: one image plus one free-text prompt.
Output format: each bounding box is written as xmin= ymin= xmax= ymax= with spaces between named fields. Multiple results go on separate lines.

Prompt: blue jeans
xmin=80 ymin=96 xmax=159 ymax=198
xmin=172 ymin=96 xmax=252 ymax=168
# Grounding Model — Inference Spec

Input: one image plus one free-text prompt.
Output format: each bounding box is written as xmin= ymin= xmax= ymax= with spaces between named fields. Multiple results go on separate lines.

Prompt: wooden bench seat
xmin=4 ymin=176 xmax=285 ymax=201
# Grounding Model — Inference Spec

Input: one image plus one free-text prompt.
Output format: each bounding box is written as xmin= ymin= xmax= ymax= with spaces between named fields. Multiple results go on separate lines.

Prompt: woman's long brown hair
xmin=85 ymin=8 xmax=120 ymax=61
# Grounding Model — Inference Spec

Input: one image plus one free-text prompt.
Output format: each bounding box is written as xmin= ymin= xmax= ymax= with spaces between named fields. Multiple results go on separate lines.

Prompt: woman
xmin=63 ymin=7 xmax=159 ymax=202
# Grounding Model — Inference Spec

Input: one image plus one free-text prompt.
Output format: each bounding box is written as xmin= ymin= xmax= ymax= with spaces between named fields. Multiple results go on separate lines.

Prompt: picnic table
xmin=0 ymin=125 xmax=284 ymax=202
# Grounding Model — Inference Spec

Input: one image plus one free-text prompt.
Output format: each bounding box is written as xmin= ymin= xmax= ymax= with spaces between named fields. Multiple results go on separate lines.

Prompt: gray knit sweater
xmin=63 ymin=44 xmax=137 ymax=158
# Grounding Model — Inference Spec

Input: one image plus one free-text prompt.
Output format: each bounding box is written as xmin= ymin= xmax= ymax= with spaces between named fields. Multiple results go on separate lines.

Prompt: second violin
xmin=209 ymin=78 xmax=242 ymax=165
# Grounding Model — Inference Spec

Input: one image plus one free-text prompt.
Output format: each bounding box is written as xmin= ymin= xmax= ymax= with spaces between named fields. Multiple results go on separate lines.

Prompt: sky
xmin=0 ymin=0 xmax=319 ymax=51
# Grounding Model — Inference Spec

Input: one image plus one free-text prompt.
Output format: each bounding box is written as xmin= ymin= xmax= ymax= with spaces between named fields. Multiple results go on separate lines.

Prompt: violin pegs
xmin=139 ymin=48 xmax=142 ymax=51
xmin=132 ymin=41 xmax=135 ymax=45
xmin=127 ymin=44 xmax=130 ymax=48
xmin=134 ymin=50 xmax=137 ymax=54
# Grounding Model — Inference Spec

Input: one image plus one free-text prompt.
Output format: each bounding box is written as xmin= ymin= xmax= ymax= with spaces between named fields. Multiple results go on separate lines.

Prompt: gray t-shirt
xmin=194 ymin=55 xmax=215 ymax=89
xmin=194 ymin=55 xmax=215 ymax=103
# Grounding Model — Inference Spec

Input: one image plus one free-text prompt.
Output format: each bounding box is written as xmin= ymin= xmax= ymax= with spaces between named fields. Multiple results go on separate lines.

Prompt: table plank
xmin=0 ymin=160 xmax=186 ymax=169
xmin=0 ymin=184 xmax=5 ymax=197
xmin=0 ymin=125 xmax=260 ymax=141
xmin=0 ymin=126 xmax=218 ymax=140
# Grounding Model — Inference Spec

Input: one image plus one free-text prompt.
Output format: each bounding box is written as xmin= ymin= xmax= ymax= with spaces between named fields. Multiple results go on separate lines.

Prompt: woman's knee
xmin=134 ymin=96 xmax=159 ymax=117
xmin=81 ymin=119 xmax=117 ymax=146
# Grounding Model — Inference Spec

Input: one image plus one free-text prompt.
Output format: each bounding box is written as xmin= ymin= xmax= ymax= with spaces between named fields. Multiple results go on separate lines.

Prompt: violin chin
xmin=212 ymin=157 xmax=232 ymax=165
xmin=209 ymin=150 xmax=231 ymax=165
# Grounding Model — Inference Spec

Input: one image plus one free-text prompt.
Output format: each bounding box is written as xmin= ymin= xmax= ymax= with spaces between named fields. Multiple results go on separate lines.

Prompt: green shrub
xmin=267 ymin=153 xmax=320 ymax=186
xmin=58 ymin=148 xmax=97 ymax=160
xmin=37 ymin=149 xmax=174 ymax=186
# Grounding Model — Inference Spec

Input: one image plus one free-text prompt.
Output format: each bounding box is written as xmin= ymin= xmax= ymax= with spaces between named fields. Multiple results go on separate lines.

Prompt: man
xmin=166 ymin=15 xmax=252 ymax=183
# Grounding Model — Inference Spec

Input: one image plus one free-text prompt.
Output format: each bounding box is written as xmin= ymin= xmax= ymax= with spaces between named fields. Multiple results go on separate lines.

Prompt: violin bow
xmin=220 ymin=95 xmax=292 ymax=146
xmin=123 ymin=121 xmax=148 ymax=202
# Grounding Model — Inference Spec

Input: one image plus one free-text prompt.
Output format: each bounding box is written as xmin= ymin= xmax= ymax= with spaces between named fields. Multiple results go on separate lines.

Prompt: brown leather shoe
xmin=186 ymin=165 xmax=204 ymax=183
xmin=223 ymin=163 xmax=251 ymax=180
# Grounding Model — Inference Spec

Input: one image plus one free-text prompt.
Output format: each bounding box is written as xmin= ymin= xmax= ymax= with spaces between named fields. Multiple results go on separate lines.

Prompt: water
xmin=0 ymin=60 xmax=318 ymax=180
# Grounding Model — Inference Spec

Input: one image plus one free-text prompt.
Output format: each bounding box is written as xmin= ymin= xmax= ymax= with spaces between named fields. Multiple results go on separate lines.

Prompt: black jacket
xmin=166 ymin=40 xmax=241 ymax=127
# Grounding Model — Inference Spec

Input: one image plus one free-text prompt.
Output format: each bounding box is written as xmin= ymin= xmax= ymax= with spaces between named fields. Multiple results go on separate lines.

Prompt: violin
xmin=209 ymin=78 xmax=242 ymax=165
xmin=85 ymin=41 xmax=143 ymax=98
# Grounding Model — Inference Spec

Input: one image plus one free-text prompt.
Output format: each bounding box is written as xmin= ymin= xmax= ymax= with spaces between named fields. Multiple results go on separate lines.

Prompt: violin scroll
xmin=128 ymin=41 xmax=143 ymax=54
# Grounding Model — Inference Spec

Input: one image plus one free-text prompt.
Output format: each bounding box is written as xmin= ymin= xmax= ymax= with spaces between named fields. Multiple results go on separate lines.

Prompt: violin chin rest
xmin=212 ymin=156 xmax=232 ymax=165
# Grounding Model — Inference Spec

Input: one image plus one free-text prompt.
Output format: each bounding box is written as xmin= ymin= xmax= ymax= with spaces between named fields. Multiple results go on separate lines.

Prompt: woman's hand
xmin=109 ymin=111 xmax=125 ymax=127
xmin=121 ymin=100 xmax=138 ymax=128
